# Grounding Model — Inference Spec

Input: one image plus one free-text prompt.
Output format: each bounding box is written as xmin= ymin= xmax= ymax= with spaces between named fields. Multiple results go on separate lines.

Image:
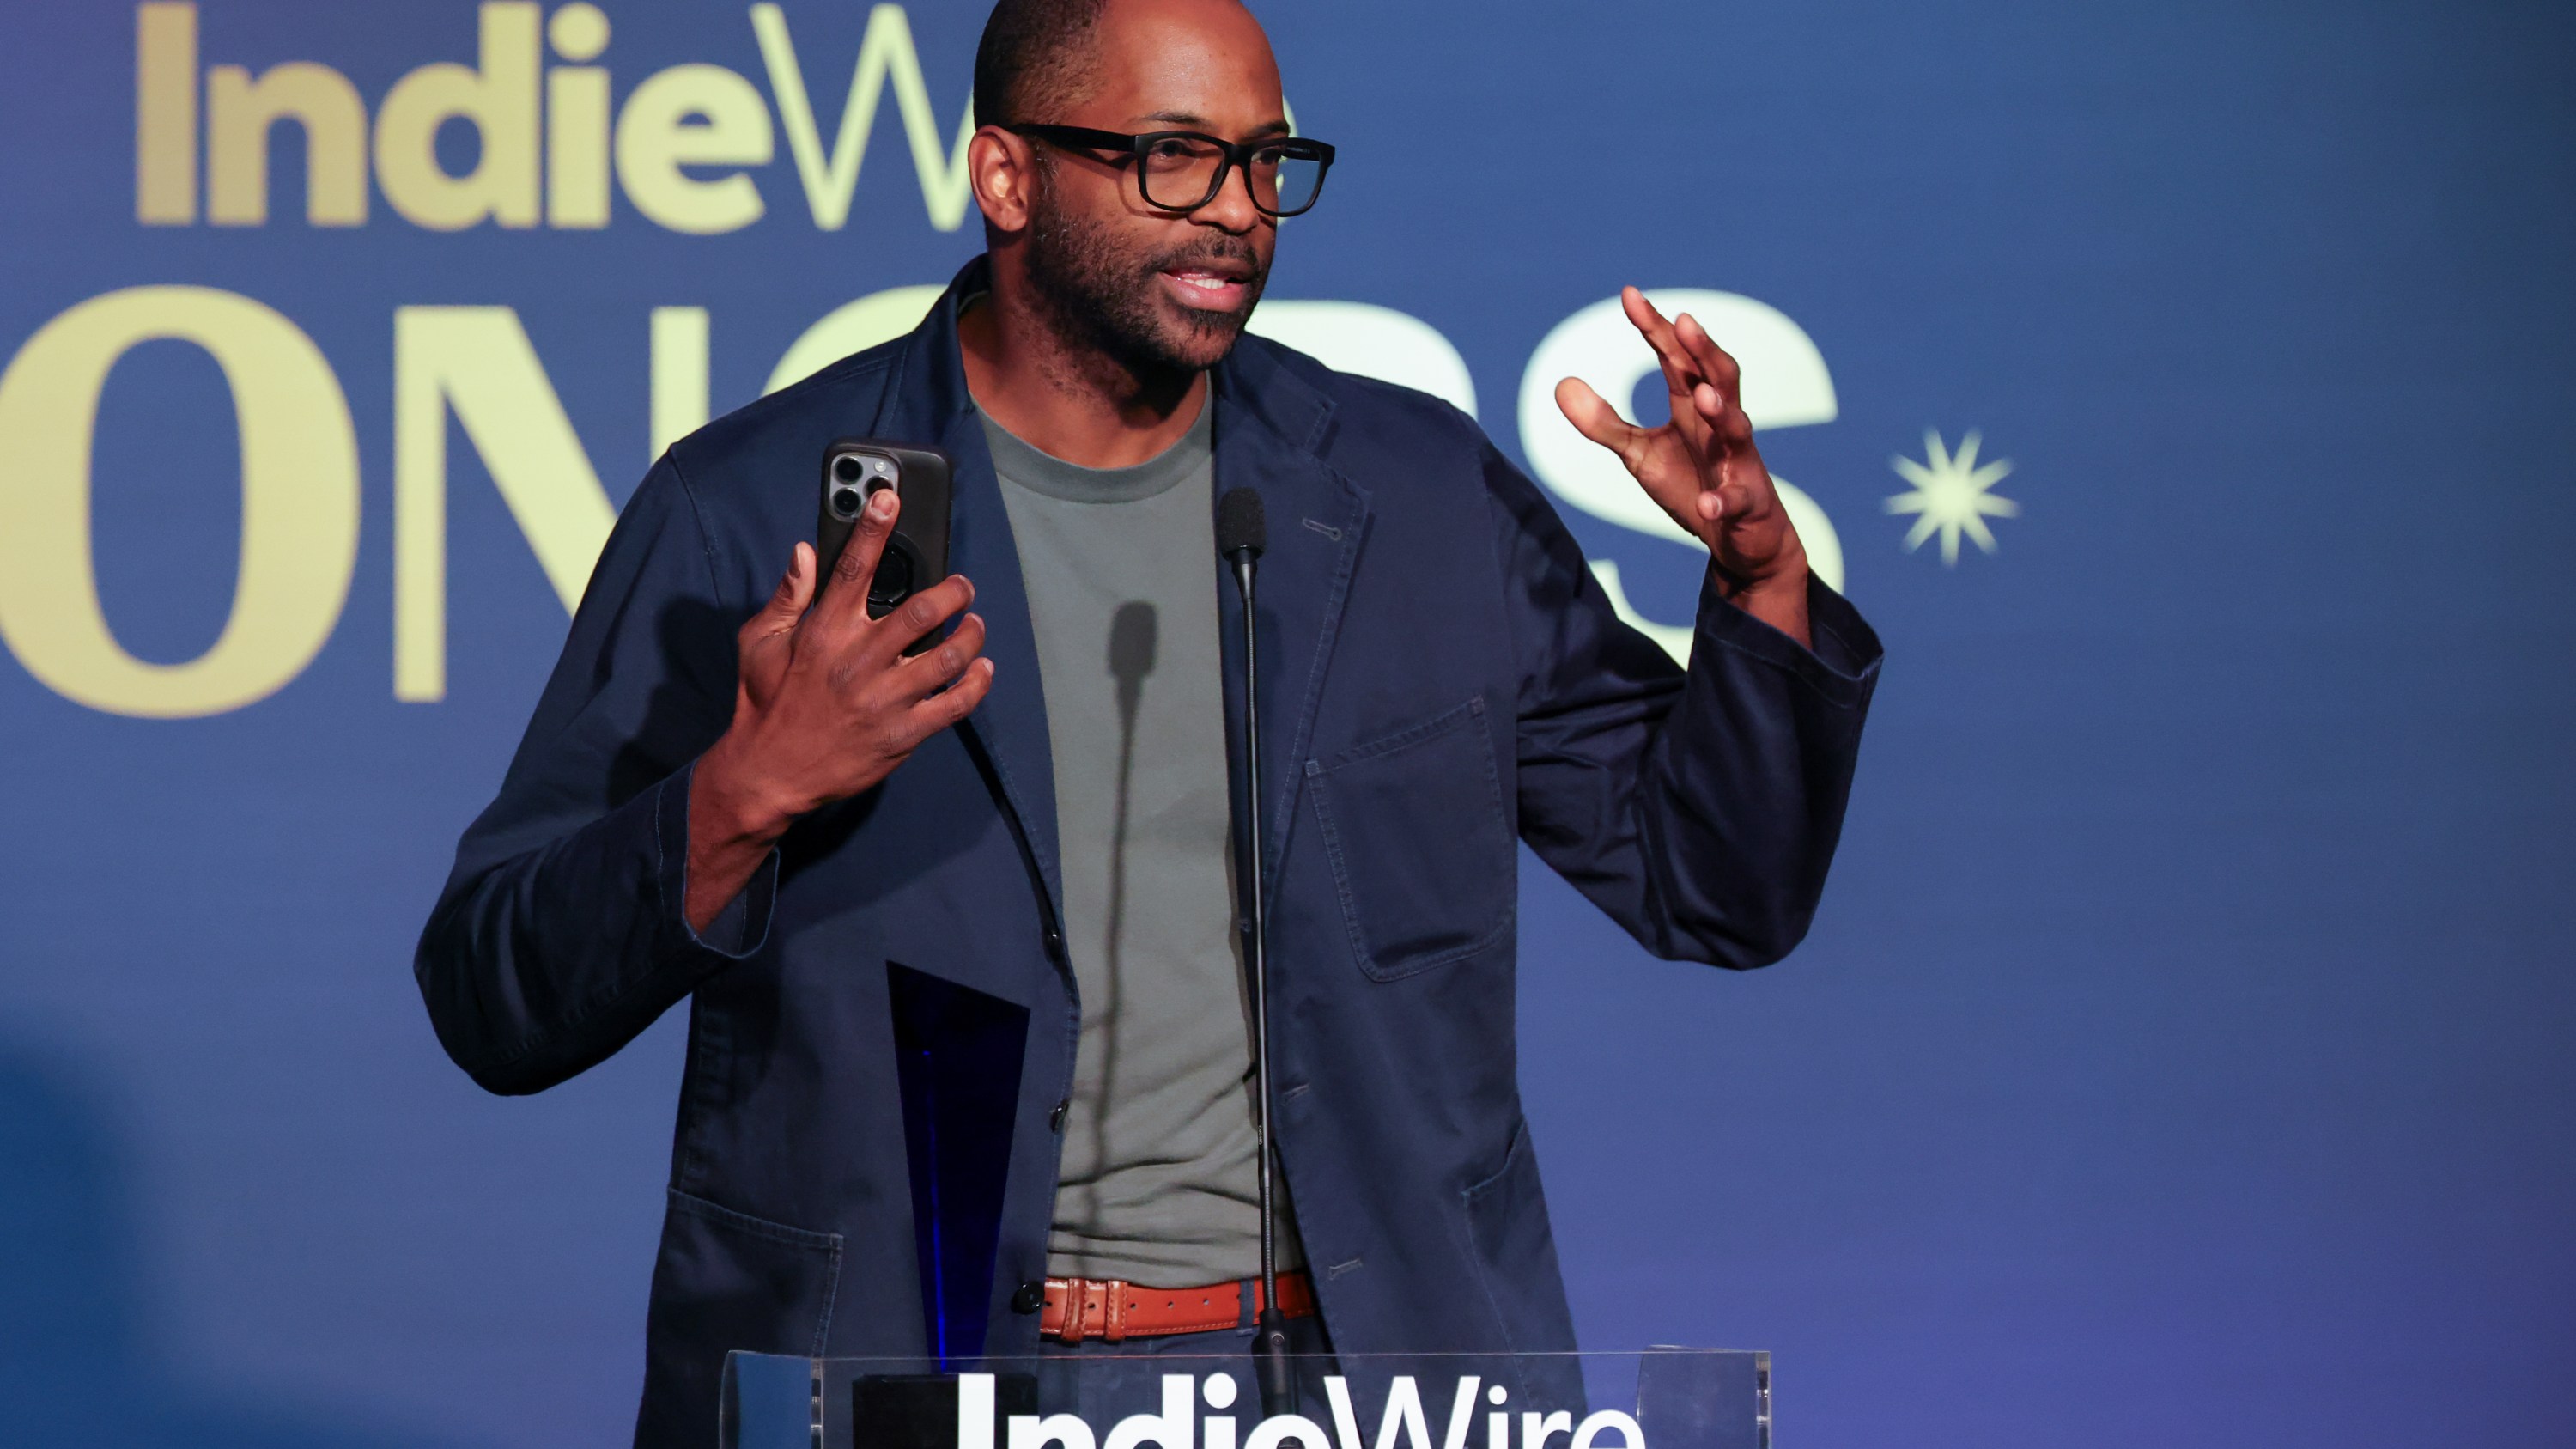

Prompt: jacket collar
xmin=864 ymin=256 xmax=1370 ymax=935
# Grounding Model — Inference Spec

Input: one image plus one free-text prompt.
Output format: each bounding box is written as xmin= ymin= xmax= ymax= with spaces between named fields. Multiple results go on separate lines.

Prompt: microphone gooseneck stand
xmin=1216 ymin=488 xmax=1296 ymax=1417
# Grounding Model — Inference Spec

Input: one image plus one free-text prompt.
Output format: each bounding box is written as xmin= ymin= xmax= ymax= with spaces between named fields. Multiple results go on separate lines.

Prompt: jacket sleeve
xmin=413 ymin=456 xmax=779 ymax=1095
xmin=1487 ymin=440 xmax=1882 ymax=970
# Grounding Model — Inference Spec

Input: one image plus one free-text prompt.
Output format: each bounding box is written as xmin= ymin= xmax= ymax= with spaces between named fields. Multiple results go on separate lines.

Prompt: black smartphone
xmin=816 ymin=438 xmax=953 ymax=654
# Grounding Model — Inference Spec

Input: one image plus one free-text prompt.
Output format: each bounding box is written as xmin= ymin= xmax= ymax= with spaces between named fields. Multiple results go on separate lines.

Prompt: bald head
xmin=975 ymin=0 xmax=1265 ymax=127
xmin=975 ymin=0 xmax=1107 ymax=127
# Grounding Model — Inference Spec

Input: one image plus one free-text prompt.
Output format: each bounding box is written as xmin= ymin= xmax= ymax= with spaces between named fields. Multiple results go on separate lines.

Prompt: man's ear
xmin=969 ymin=127 xmax=1036 ymax=234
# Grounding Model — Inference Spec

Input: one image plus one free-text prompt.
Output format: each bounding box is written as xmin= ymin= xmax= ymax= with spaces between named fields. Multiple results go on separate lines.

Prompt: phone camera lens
xmin=832 ymin=455 xmax=862 ymax=484
xmin=831 ymin=488 xmax=863 ymax=519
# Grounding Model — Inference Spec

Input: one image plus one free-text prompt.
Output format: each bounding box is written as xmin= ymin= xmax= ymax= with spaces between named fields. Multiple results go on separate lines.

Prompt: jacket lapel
xmin=868 ymin=263 xmax=1066 ymax=929
xmin=1212 ymin=344 xmax=1370 ymax=894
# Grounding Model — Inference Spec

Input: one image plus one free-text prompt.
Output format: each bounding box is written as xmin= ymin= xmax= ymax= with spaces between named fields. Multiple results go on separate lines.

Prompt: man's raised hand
xmin=1552 ymin=286 xmax=1812 ymax=646
xmin=683 ymin=487 xmax=993 ymax=931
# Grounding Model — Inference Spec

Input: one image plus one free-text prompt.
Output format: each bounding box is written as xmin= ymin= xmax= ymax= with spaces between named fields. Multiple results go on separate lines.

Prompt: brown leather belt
xmin=1042 ymin=1269 xmax=1317 ymax=1342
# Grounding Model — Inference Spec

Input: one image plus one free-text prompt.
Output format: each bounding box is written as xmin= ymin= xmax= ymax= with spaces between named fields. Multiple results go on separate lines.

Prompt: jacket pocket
xmin=1459 ymin=1116 xmax=1571 ymax=1357
xmin=1307 ymin=696 xmax=1514 ymax=982
xmin=648 ymin=1187 xmax=845 ymax=1361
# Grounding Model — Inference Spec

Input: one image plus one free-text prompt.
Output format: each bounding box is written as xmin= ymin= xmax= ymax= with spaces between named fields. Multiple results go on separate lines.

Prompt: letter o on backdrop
xmin=0 ymin=286 xmax=360 ymax=718
xmin=766 ymin=284 xmax=948 ymax=394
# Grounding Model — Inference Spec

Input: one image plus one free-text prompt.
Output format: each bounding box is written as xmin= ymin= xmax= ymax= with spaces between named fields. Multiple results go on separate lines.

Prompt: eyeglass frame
xmin=1003 ymin=124 xmax=1338 ymax=217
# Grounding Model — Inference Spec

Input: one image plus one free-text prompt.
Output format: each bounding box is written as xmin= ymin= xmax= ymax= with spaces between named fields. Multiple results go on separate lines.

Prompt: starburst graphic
xmin=1886 ymin=429 xmax=2020 ymax=564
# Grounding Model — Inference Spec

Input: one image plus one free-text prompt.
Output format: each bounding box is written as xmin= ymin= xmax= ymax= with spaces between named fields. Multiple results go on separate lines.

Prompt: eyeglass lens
xmin=1139 ymin=137 xmax=1324 ymax=215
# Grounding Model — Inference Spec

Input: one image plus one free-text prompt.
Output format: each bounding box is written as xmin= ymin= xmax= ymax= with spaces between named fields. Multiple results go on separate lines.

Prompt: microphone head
xmin=1216 ymin=487 xmax=1267 ymax=561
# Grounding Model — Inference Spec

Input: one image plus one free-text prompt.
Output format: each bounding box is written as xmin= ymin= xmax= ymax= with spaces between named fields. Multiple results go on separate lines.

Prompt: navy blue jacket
xmin=416 ymin=259 xmax=1881 ymax=1446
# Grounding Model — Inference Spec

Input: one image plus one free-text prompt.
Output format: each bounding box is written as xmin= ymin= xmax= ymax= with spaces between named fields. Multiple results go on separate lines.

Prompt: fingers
xmin=867 ymin=599 xmax=993 ymax=761
xmin=1692 ymin=381 xmax=1753 ymax=446
xmin=1621 ymin=286 xmax=1703 ymax=402
xmin=1678 ymin=314 xmax=1750 ymax=483
xmin=1689 ymin=378 xmax=1775 ymax=529
xmin=740 ymin=542 xmax=817 ymax=650
xmin=867 ymin=572 xmax=977 ymax=664
xmin=1621 ymin=285 xmax=1679 ymax=352
xmin=1677 ymin=315 xmax=1754 ymax=457
xmin=891 ymin=607 xmax=989 ymax=699
xmin=774 ymin=541 xmax=817 ymax=615
xmin=1554 ymin=376 xmax=1647 ymax=459
xmin=1674 ymin=312 xmax=1742 ymax=399
xmin=816 ymin=486 xmax=901 ymax=628
xmin=868 ymin=608 xmax=995 ymax=757
xmin=920 ymin=656 xmax=997 ymax=732
xmin=826 ymin=648 xmax=993 ymax=795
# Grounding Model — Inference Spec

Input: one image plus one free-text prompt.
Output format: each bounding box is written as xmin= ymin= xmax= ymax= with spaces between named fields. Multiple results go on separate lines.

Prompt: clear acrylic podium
xmin=721 ymin=1349 xmax=1771 ymax=1449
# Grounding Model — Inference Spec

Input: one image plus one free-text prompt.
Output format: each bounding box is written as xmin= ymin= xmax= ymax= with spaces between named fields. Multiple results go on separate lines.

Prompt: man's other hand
xmin=684 ymin=488 xmax=994 ymax=932
xmin=1553 ymin=286 xmax=1812 ymax=647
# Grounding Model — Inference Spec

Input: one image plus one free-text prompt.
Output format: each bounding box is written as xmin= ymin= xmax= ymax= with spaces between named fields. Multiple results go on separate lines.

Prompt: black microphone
xmin=1217 ymin=486 xmax=1267 ymax=564
xmin=1216 ymin=487 xmax=1294 ymax=1416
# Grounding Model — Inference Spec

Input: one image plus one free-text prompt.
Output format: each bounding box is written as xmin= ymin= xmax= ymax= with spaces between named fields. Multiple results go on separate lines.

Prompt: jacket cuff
xmin=1694 ymin=569 xmax=1885 ymax=708
xmin=653 ymin=760 xmax=780 ymax=960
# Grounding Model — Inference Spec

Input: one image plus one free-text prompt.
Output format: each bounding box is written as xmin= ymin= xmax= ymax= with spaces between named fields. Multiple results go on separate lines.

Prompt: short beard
xmin=1021 ymin=168 xmax=1267 ymax=382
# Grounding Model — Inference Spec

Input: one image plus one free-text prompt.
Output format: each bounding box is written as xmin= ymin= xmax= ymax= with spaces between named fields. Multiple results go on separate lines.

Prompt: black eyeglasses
xmin=1007 ymin=125 xmax=1336 ymax=217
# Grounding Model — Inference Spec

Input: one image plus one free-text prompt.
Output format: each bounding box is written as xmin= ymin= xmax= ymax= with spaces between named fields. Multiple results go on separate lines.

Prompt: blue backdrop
xmin=3 ymin=2 xmax=2570 ymax=1446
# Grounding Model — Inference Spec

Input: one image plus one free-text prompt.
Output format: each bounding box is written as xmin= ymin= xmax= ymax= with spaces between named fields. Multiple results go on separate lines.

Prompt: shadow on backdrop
xmin=0 ymin=1032 xmax=471 ymax=1449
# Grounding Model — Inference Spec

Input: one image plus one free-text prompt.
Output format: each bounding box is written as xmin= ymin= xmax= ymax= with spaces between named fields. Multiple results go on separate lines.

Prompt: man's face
xmin=1018 ymin=0 xmax=1288 ymax=377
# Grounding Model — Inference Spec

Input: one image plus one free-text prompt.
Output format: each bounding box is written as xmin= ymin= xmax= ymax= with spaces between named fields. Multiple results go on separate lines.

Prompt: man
xmin=416 ymin=0 xmax=1880 ymax=1440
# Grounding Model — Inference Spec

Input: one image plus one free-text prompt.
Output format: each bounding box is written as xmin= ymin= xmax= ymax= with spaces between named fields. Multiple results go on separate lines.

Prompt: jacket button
xmin=1011 ymin=1280 xmax=1046 ymax=1315
xmin=1049 ymin=1099 xmax=1068 ymax=1133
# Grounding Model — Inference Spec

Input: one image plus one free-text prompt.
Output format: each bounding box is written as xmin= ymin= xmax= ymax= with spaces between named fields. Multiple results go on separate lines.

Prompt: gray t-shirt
xmin=981 ymin=398 xmax=1303 ymax=1286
